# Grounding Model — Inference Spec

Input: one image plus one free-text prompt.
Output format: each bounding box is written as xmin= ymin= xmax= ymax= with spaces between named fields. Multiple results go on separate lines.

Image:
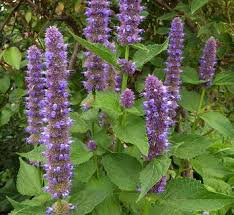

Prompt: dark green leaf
xmin=214 ymin=71 xmax=234 ymax=86
xmin=0 ymin=75 xmax=10 ymax=93
xmin=191 ymin=0 xmax=209 ymax=14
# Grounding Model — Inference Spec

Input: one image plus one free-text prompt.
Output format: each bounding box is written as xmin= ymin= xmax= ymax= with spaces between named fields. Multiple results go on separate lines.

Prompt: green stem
xmin=192 ymin=88 xmax=206 ymax=131
xmin=95 ymin=154 xmax=100 ymax=178
xmin=121 ymin=46 xmax=129 ymax=91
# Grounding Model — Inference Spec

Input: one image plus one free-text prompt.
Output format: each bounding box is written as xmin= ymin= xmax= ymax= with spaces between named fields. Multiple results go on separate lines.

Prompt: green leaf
xmin=191 ymin=154 xmax=234 ymax=179
xmin=0 ymin=75 xmax=10 ymax=93
xmin=0 ymin=108 xmax=12 ymax=126
xmin=133 ymin=38 xmax=169 ymax=68
xmin=138 ymin=156 xmax=171 ymax=201
xmin=171 ymin=134 xmax=212 ymax=159
xmin=93 ymin=91 xmax=122 ymax=118
xmin=181 ymin=66 xmax=205 ymax=84
xmin=17 ymin=145 xmax=45 ymax=163
xmin=179 ymin=88 xmax=201 ymax=112
xmin=102 ymin=153 xmax=142 ymax=191
xmin=67 ymin=27 xmax=118 ymax=68
xmin=113 ymin=114 xmax=149 ymax=156
xmin=93 ymin=196 xmax=122 ymax=215
xmin=152 ymin=178 xmax=234 ymax=212
xmin=71 ymin=177 xmax=113 ymax=215
xmin=214 ymin=71 xmax=234 ymax=86
xmin=191 ymin=0 xmax=209 ymax=14
xmin=203 ymin=178 xmax=232 ymax=195
xmin=25 ymin=11 xmax=32 ymax=23
xmin=70 ymin=112 xmax=89 ymax=133
xmin=157 ymin=12 xmax=177 ymax=21
xmin=71 ymin=138 xmax=93 ymax=165
xmin=16 ymin=158 xmax=42 ymax=196
xmin=3 ymin=47 xmax=22 ymax=70
xmin=200 ymin=111 xmax=234 ymax=138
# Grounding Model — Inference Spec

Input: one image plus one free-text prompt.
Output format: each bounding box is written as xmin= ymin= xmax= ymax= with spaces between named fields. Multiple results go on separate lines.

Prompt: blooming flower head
xmin=118 ymin=58 xmax=136 ymax=76
xmin=117 ymin=0 xmax=144 ymax=45
xmin=164 ymin=17 xmax=184 ymax=123
xmin=143 ymin=75 xmax=170 ymax=160
xmin=43 ymin=26 xmax=73 ymax=199
xmin=25 ymin=45 xmax=45 ymax=145
xmin=86 ymin=139 xmax=97 ymax=151
xmin=199 ymin=37 xmax=217 ymax=87
xmin=120 ymin=88 xmax=135 ymax=108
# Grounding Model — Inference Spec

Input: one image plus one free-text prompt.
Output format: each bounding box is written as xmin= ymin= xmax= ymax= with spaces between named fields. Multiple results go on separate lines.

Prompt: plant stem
xmin=121 ymin=46 xmax=129 ymax=91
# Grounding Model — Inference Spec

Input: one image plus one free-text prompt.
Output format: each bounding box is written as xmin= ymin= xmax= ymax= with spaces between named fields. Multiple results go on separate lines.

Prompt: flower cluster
xmin=120 ymin=88 xmax=135 ymax=108
xmin=42 ymin=27 xmax=73 ymax=199
xmin=25 ymin=45 xmax=45 ymax=145
xmin=199 ymin=37 xmax=217 ymax=87
xmin=86 ymin=139 xmax=97 ymax=151
xmin=164 ymin=17 xmax=184 ymax=123
xmin=117 ymin=0 xmax=144 ymax=45
xmin=83 ymin=0 xmax=116 ymax=92
xmin=46 ymin=200 xmax=74 ymax=215
xmin=143 ymin=75 xmax=170 ymax=160
xmin=118 ymin=59 xmax=136 ymax=76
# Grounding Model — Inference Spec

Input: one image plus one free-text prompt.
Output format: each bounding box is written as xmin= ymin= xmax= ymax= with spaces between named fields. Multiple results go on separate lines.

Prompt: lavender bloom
xmin=150 ymin=176 xmax=167 ymax=193
xmin=115 ymin=75 xmax=122 ymax=92
xmin=117 ymin=0 xmax=144 ymax=45
xmin=120 ymin=88 xmax=135 ymax=108
xmin=83 ymin=0 xmax=116 ymax=92
xmin=46 ymin=201 xmax=74 ymax=215
xmin=164 ymin=17 xmax=184 ymax=123
xmin=25 ymin=45 xmax=45 ymax=145
xmin=199 ymin=37 xmax=217 ymax=87
xmin=86 ymin=139 xmax=97 ymax=151
xmin=118 ymin=59 xmax=136 ymax=76
xmin=143 ymin=75 xmax=170 ymax=159
xmin=43 ymin=26 xmax=73 ymax=199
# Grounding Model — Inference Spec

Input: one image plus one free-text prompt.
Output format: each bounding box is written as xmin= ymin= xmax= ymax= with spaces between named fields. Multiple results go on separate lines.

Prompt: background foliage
xmin=0 ymin=0 xmax=234 ymax=214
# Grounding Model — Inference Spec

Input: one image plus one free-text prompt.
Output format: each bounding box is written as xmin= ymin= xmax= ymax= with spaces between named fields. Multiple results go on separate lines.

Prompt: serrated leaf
xmin=0 ymin=75 xmax=10 ymax=93
xmin=70 ymin=177 xmax=113 ymax=215
xmin=113 ymin=114 xmax=149 ymax=156
xmin=16 ymin=158 xmax=42 ymax=196
xmin=102 ymin=153 xmax=142 ymax=191
xmin=17 ymin=145 xmax=45 ymax=162
xmin=3 ymin=47 xmax=22 ymax=70
xmin=67 ymin=27 xmax=119 ymax=68
xmin=138 ymin=156 xmax=171 ymax=201
xmin=133 ymin=38 xmax=169 ymax=68
xmin=70 ymin=112 xmax=89 ymax=133
xmin=171 ymin=134 xmax=212 ymax=159
xmin=200 ymin=111 xmax=234 ymax=138
xmin=214 ymin=71 xmax=234 ymax=86
xmin=191 ymin=0 xmax=209 ymax=14
xmin=181 ymin=66 xmax=206 ymax=84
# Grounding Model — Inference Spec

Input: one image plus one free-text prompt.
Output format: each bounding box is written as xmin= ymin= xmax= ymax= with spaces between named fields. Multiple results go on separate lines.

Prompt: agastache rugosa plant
xmin=25 ymin=45 xmax=45 ymax=145
xmin=42 ymin=27 xmax=73 ymax=214
xmin=199 ymin=37 xmax=217 ymax=87
xmin=164 ymin=17 xmax=184 ymax=123
xmin=143 ymin=75 xmax=170 ymax=192
xmin=83 ymin=0 xmax=117 ymax=92
xmin=120 ymin=88 xmax=135 ymax=109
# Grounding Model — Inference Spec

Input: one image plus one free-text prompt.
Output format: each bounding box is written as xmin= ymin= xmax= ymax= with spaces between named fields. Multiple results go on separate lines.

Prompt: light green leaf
xmin=200 ymin=111 xmax=234 ymax=138
xmin=133 ymin=38 xmax=169 ymax=68
xmin=113 ymin=114 xmax=149 ymax=156
xmin=0 ymin=75 xmax=10 ymax=93
xmin=17 ymin=145 xmax=45 ymax=163
xmin=3 ymin=47 xmax=22 ymax=70
xmin=16 ymin=158 xmax=42 ymax=196
xmin=67 ymin=27 xmax=118 ymax=68
xmin=25 ymin=11 xmax=32 ymax=23
xmin=157 ymin=12 xmax=177 ymax=21
xmin=102 ymin=153 xmax=142 ymax=191
xmin=71 ymin=177 xmax=113 ymax=215
xmin=70 ymin=112 xmax=89 ymax=133
xmin=138 ymin=156 xmax=171 ymax=201
xmin=191 ymin=0 xmax=209 ymax=14
xmin=214 ymin=71 xmax=234 ymax=86
xmin=0 ymin=108 xmax=12 ymax=126
xmin=171 ymin=134 xmax=212 ymax=159
xmin=181 ymin=66 xmax=205 ymax=84
xmin=203 ymin=178 xmax=232 ymax=195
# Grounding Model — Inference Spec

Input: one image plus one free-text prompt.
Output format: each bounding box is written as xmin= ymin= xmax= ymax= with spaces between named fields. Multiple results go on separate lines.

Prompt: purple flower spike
xmin=43 ymin=26 xmax=73 ymax=199
xmin=118 ymin=59 xmax=136 ymax=76
xmin=164 ymin=17 xmax=185 ymax=123
xmin=143 ymin=75 xmax=170 ymax=159
xmin=150 ymin=176 xmax=167 ymax=193
xmin=199 ymin=37 xmax=217 ymax=87
xmin=120 ymin=88 xmax=135 ymax=108
xmin=25 ymin=45 xmax=45 ymax=145
xmin=83 ymin=0 xmax=117 ymax=92
xmin=87 ymin=139 xmax=97 ymax=151
xmin=117 ymin=0 xmax=144 ymax=45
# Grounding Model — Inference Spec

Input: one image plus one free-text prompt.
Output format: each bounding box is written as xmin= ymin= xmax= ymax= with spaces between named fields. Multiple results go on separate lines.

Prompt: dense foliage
xmin=0 ymin=0 xmax=234 ymax=214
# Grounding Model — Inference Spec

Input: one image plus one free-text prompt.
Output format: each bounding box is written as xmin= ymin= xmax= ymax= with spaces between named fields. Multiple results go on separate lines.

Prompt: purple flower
xmin=150 ymin=176 xmax=167 ymax=193
xmin=47 ymin=201 xmax=75 ymax=215
xmin=43 ymin=26 xmax=73 ymax=199
xmin=117 ymin=0 xmax=144 ymax=45
xmin=143 ymin=75 xmax=170 ymax=159
xmin=120 ymin=88 xmax=135 ymax=108
xmin=199 ymin=37 xmax=217 ymax=87
xmin=25 ymin=45 xmax=45 ymax=145
xmin=164 ymin=17 xmax=184 ymax=123
xmin=86 ymin=139 xmax=97 ymax=151
xmin=83 ymin=0 xmax=117 ymax=92
xmin=118 ymin=58 xmax=136 ymax=76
